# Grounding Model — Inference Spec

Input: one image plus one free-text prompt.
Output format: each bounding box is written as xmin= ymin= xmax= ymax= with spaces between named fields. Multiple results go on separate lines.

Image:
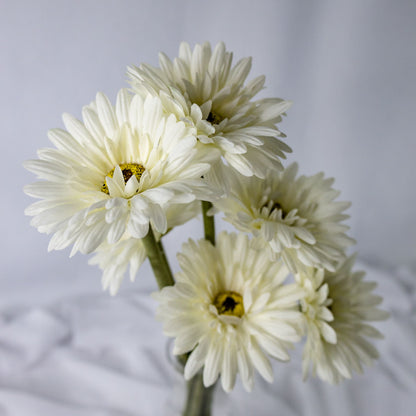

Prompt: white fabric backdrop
xmin=1 ymin=0 xmax=415 ymax=415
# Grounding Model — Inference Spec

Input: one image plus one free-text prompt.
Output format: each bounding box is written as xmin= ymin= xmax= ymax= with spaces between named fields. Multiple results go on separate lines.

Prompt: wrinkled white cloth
xmin=0 ymin=262 xmax=415 ymax=416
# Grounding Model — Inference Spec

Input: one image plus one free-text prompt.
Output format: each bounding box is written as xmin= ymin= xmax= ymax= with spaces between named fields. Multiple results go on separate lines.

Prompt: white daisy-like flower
xmin=128 ymin=41 xmax=292 ymax=178
xmin=153 ymin=232 xmax=304 ymax=392
xmin=299 ymin=256 xmax=389 ymax=384
xmin=212 ymin=163 xmax=355 ymax=273
xmin=24 ymin=90 xmax=218 ymax=257
xmin=89 ymin=201 xmax=201 ymax=295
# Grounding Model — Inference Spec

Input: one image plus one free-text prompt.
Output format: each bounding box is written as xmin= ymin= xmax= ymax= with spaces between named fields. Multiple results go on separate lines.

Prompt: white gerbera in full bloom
xmin=25 ymin=90 xmax=218 ymax=257
xmin=90 ymin=201 xmax=201 ymax=295
xmin=299 ymin=256 xmax=389 ymax=384
xmin=128 ymin=41 xmax=292 ymax=178
xmin=154 ymin=232 xmax=304 ymax=392
xmin=213 ymin=163 xmax=355 ymax=273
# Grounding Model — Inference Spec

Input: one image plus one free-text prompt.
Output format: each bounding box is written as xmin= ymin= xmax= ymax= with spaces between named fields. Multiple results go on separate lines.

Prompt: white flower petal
xmin=96 ymin=92 xmax=118 ymax=137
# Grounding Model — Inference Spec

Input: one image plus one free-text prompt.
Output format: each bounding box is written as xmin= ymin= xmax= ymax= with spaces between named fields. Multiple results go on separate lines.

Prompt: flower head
xmin=24 ymin=90 xmax=217 ymax=257
xmin=298 ymin=256 xmax=389 ymax=384
xmin=154 ymin=232 xmax=304 ymax=392
xmin=212 ymin=163 xmax=355 ymax=273
xmin=128 ymin=42 xmax=291 ymax=178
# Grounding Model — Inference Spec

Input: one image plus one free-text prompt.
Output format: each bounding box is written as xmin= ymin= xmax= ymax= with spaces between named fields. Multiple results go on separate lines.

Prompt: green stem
xmin=182 ymin=373 xmax=216 ymax=416
xmin=201 ymin=201 xmax=215 ymax=245
xmin=144 ymin=228 xmax=194 ymax=396
xmin=156 ymin=239 xmax=173 ymax=283
xmin=142 ymin=226 xmax=175 ymax=289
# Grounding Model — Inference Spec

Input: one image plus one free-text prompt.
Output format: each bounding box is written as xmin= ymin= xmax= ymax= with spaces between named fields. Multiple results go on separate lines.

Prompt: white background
xmin=1 ymin=1 xmax=415 ymax=415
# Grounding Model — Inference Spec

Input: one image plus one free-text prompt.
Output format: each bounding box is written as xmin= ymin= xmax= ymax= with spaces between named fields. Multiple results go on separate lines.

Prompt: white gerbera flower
xmin=213 ymin=163 xmax=355 ymax=273
xmin=299 ymin=256 xmax=389 ymax=384
xmin=128 ymin=41 xmax=292 ymax=178
xmin=25 ymin=90 xmax=217 ymax=256
xmin=89 ymin=201 xmax=201 ymax=295
xmin=154 ymin=232 xmax=304 ymax=392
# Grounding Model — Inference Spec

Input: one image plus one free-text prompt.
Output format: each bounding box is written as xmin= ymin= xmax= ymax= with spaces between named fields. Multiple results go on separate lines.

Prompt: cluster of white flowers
xmin=25 ymin=42 xmax=387 ymax=393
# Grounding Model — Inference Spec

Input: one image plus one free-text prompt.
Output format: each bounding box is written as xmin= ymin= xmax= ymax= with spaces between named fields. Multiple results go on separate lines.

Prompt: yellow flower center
xmin=213 ymin=291 xmax=245 ymax=318
xmin=101 ymin=163 xmax=145 ymax=194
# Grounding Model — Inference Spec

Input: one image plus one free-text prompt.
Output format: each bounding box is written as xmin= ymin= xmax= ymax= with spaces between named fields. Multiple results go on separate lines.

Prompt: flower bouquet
xmin=24 ymin=42 xmax=388 ymax=415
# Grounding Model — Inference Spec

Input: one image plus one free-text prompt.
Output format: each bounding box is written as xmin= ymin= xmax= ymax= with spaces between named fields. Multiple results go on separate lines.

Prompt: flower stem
xmin=201 ymin=201 xmax=215 ymax=245
xmin=142 ymin=226 xmax=175 ymax=289
xmin=182 ymin=374 xmax=216 ymax=416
